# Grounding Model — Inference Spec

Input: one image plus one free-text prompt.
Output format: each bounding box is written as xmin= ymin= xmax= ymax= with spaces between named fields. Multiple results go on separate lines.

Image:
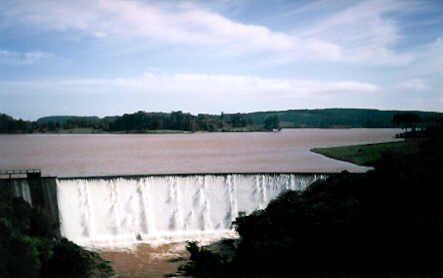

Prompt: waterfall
xmin=10 ymin=179 xmax=33 ymax=205
xmin=56 ymin=173 xmax=327 ymax=249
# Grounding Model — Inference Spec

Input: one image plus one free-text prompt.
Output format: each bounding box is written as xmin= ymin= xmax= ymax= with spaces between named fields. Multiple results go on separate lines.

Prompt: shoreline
xmin=0 ymin=126 xmax=401 ymax=135
xmin=311 ymin=139 xmax=421 ymax=166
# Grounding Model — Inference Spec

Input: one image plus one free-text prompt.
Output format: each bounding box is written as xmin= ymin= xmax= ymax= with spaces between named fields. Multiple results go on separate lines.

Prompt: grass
xmin=311 ymin=140 xmax=422 ymax=166
xmin=279 ymin=121 xmax=295 ymax=128
xmin=135 ymin=129 xmax=191 ymax=134
xmin=38 ymin=128 xmax=192 ymax=134
xmin=40 ymin=128 xmax=98 ymax=134
xmin=33 ymin=127 xmax=269 ymax=134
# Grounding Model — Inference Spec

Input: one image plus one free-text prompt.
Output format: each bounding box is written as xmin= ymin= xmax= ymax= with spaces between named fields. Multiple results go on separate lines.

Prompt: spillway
xmin=9 ymin=178 xmax=33 ymax=205
xmin=56 ymin=173 xmax=327 ymax=249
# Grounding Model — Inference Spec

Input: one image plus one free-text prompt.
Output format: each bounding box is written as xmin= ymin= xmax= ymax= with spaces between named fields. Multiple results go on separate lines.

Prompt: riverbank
xmin=0 ymin=127 xmax=409 ymax=135
xmin=311 ymin=139 xmax=422 ymax=166
xmin=9 ymin=127 xmax=268 ymax=134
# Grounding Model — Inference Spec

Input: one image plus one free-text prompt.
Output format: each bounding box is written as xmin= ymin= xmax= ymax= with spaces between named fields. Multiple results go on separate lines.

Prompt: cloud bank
xmin=0 ymin=0 xmax=441 ymax=118
xmin=0 ymin=72 xmax=379 ymax=96
xmin=0 ymin=49 xmax=51 ymax=65
xmin=2 ymin=0 xmax=342 ymax=61
xmin=4 ymin=0 xmax=421 ymax=66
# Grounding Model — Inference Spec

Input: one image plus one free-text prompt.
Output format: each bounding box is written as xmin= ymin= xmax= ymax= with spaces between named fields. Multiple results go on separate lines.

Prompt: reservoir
xmin=0 ymin=128 xmax=401 ymax=177
xmin=1 ymin=128 xmax=401 ymax=250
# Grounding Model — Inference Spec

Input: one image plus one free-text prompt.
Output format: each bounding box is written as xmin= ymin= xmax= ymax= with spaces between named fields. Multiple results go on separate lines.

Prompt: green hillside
xmin=37 ymin=115 xmax=99 ymax=124
xmin=242 ymin=108 xmax=441 ymax=128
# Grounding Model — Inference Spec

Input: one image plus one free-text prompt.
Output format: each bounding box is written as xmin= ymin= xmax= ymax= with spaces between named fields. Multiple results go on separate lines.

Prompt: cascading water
xmin=56 ymin=174 xmax=326 ymax=249
xmin=10 ymin=179 xmax=33 ymax=205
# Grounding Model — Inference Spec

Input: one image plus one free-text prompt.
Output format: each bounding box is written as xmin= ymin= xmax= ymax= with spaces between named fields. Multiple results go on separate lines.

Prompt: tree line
xmin=2 ymin=108 xmax=442 ymax=134
xmin=0 ymin=111 xmax=281 ymax=133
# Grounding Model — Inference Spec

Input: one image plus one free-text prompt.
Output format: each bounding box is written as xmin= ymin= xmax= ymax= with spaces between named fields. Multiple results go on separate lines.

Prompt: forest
xmin=0 ymin=108 xmax=441 ymax=133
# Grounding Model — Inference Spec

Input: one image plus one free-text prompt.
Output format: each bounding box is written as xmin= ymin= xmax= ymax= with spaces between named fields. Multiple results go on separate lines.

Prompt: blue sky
xmin=0 ymin=0 xmax=442 ymax=120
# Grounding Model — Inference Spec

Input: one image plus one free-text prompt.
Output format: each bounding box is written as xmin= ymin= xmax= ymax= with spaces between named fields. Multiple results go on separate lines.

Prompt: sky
xmin=0 ymin=0 xmax=442 ymax=120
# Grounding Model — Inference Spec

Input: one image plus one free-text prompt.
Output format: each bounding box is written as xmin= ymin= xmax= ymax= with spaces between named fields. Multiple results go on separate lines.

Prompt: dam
xmin=0 ymin=129 xmax=401 ymax=250
xmin=2 ymin=172 xmax=327 ymax=249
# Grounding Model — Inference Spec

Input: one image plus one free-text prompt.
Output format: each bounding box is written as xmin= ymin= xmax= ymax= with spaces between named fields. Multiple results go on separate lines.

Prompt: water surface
xmin=0 ymin=129 xmax=401 ymax=177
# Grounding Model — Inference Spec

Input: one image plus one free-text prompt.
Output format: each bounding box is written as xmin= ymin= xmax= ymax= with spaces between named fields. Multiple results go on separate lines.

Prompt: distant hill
xmin=37 ymin=115 xmax=99 ymax=124
xmin=33 ymin=109 xmax=443 ymax=128
xmin=241 ymin=108 xmax=442 ymax=128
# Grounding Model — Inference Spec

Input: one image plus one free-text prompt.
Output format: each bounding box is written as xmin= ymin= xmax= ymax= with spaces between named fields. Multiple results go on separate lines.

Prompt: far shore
xmin=0 ymin=126 xmax=404 ymax=135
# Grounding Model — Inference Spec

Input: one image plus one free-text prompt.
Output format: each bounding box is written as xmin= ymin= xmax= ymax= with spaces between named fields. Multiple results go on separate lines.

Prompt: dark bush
xmin=0 ymin=193 xmax=113 ymax=278
xmin=40 ymin=238 xmax=91 ymax=277
xmin=0 ymin=219 xmax=41 ymax=278
xmin=181 ymin=241 xmax=229 ymax=278
xmin=187 ymin=137 xmax=441 ymax=277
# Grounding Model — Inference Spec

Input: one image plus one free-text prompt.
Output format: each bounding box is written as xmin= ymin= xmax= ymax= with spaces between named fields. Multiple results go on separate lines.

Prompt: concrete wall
xmin=0 ymin=176 xmax=60 ymax=235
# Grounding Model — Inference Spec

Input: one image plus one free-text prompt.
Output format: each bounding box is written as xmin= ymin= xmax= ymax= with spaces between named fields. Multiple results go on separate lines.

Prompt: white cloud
xmin=0 ymin=72 xmax=379 ymax=97
xmin=410 ymin=37 xmax=443 ymax=76
xmin=386 ymin=37 xmax=443 ymax=90
xmin=5 ymin=73 xmax=443 ymax=119
xmin=0 ymin=73 xmax=383 ymax=118
xmin=396 ymin=79 xmax=430 ymax=91
xmin=0 ymin=0 xmax=436 ymax=67
xmin=2 ymin=0 xmax=341 ymax=61
xmin=0 ymin=49 xmax=51 ymax=65
xmin=296 ymin=0 xmax=417 ymax=65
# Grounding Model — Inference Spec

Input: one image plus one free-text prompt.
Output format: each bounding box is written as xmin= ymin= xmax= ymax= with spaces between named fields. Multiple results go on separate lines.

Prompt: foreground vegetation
xmin=311 ymin=121 xmax=443 ymax=167
xmin=0 ymin=191 xmax=114 ymax=277
xmin=1 ymin=109 xmax=441 ymax=133
xmin=182 ymin=126 xmax=442 ymax=277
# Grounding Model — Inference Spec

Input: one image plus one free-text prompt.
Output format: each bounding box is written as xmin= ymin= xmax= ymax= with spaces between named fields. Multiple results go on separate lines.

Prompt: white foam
xmin=56 ymin=174 xmax=326 ymax=249
xmin=11 ymin=179 xmax=33 ymax=205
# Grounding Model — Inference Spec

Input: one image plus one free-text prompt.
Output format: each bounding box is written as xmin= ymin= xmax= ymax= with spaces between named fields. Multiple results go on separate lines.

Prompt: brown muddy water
xmin=0 ymin=129 xmax=401 ymax=177
xmin=99 ymin=243 xmax=191 ymax=278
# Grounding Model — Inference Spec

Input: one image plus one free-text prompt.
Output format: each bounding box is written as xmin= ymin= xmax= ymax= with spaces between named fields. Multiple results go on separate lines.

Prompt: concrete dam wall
xmin=4 ymin=173 xmax=328 ymax=249
xmin=0 ymin=176 xmax=60 ymax=230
